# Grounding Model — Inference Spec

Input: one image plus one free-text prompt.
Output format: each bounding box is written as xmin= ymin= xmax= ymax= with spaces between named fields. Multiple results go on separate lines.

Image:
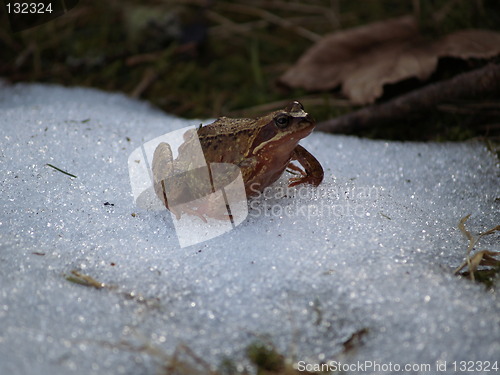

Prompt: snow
xmin=0 ymin=83 xmax=499 ymax=375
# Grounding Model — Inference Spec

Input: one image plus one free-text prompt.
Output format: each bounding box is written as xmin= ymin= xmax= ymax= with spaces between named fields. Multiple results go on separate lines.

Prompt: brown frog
xmin=152 ymin=101 xmax=323 ymax=220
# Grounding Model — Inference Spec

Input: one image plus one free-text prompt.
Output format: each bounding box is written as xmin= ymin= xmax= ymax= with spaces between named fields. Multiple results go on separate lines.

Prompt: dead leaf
xmin=280 ymin=17 xmax=418 ymax=93
xmin=280 ymin=16 xmax=500 ymax=104
xmin=454 ymin=215 xmax=500 ymax=282
xmin=455 ymin=250 xmax=500 ymax=275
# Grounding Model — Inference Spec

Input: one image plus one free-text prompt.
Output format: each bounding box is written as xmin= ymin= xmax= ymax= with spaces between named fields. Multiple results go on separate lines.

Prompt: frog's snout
xmin=301 ymin=114 xmax=315 ymax=127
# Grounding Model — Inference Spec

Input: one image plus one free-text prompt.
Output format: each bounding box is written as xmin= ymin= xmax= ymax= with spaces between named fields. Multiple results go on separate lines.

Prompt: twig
xmin=437 ymin=104 xmax=500 ymax=116
xmin=207 ymin=12 xmax=290 ymax=48
xmin=14 ymin=42 xmax=36 ymax=68
xmin=317 ymin=63 xmax=500 ymax=134
xmin=454 ymin=216 xmax=500 ymax=281
xmin=227 ymin=96 xmax=350 ymax=117
xmin=456 ymin=214 xmax=476 ymax=280
xmin=125 ymin=52 xmax=163 ymax=67
xmin=238 ymin=0 xmax=341 ymax=28
xmin=434 ymin=0 xmax=462 ymax=23
xmin=46 ymin=163 xmax=77 ymax=178
xmin=219 ymin=2 xmax=322 ymax=42
xmin=66 ymin=270 xmax=105 ymax=289
xmin=131 ymin=68 xmax=158 ymax=98
xmin=238 ymin=0 xmax=333 ymax=14
xmin=207 ymin=10 xmax=268 ymax=36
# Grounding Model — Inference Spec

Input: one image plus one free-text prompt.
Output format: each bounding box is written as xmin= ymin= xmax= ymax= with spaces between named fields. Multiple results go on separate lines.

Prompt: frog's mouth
xmin=297 ymin=118 xmax=315 ymax=136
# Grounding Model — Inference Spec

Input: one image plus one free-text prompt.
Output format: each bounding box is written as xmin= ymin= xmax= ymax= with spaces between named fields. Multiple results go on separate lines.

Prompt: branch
xmin=316 ymin=63 xmax=500 ymax=134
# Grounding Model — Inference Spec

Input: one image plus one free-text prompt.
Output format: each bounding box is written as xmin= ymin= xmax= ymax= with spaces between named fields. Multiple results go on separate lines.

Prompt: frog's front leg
xmin=287 ymin=145 xmax=323 ymax=187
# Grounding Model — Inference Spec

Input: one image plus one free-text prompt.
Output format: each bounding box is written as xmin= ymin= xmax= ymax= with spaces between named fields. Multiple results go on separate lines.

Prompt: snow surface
xmin=0 ymin=83 xmax=499 ymax=375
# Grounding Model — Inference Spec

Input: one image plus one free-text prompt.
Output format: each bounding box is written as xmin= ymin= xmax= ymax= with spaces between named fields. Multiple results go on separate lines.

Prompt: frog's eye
xmin=274 ymin=114 xmax=290 ymax=128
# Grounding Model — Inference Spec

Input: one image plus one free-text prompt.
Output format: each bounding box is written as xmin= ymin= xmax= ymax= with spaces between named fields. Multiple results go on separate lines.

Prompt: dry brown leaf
xmin=454 ymin=215 xmax=500 ymax=282
xmin=454 ymin=250 xmax=500 ymax=275
xmin=280 ymin=16 xmax=418 ymax=93
xmin=280 ymin=16 xmax=500 ymax=104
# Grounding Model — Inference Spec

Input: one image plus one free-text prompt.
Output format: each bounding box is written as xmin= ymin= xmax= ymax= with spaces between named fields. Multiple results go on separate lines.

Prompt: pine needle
xmin=46 ymin=163 xmax=77 ymax=178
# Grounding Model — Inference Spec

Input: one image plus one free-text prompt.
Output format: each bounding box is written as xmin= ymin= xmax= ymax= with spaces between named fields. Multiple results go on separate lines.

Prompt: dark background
xmin=1 ymin=0 xmax=500 ymax=141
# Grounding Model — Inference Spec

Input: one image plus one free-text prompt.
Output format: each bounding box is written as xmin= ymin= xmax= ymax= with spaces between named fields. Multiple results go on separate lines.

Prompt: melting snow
xmin=0 ymin=83 xmax=499 ymax=374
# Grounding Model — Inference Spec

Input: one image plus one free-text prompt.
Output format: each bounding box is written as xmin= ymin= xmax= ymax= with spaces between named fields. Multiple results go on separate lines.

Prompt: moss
xmin=246 ymin=341 xmax=285 ymax=373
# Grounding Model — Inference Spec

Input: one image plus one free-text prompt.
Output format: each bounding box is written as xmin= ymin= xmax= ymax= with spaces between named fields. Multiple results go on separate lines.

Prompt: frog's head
xmin=275 ymin=100 xmax=314 ymax=134
xmin=252 ymin=101 xmax=315 ymax=154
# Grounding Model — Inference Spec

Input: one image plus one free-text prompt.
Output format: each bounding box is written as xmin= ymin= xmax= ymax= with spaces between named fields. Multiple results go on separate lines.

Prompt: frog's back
xmin=197 ymin=117 xmax=258 ymax=163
